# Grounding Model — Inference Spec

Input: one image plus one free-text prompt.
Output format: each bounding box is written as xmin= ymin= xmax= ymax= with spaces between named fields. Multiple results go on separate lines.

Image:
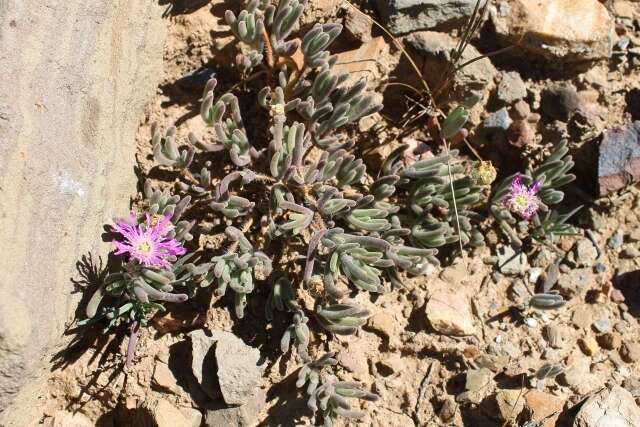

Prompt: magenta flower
xmin=112 ymin=213 xmax=186 ymax=268
xmin=503 ymin=173 xmax=542 ymax=220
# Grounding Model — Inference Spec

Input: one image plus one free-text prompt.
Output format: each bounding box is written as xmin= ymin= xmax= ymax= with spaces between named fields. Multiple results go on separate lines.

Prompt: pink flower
xmin=503 ymin=173 xmax=542 ymax=220
xmin=112 ymin=213 xmax=186 ymax=268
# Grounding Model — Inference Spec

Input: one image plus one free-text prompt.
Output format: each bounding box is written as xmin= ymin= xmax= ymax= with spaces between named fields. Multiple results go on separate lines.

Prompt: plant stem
xmin=125 ymin=320 xmax=140 ymax=369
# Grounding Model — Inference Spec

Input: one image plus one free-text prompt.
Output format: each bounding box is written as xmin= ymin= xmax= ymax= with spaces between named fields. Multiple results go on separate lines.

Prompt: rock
xmin=513 ymin=100 xmax=531 ymax=120
xmin=457 ymin=368 xmax=494 ymax=404
xmin=439 ymin=396 xmax=457 ymax=422
xmin=374 ymin=0 xmax=484 ymax=35
xmin=190 ymin=329 xmax=265 ymax=404
xmin=190 ymin=329 xmax=220 ymax=400
xmin=541 ymin=83 xmax=582 ymax=122
xmin=621 ymin=245 xmax=640 ymax=258
xmin=367 ymin=312 xmax=400 ymax=341
xmin=497 ymin=245 xmax=527 ymax=275
xmin=377 ymin=353 xmax=404 ymax=374
xmin=592 ymin=317 xmax=611 ymax=333
xmin=622 ymin=377 xmax=640 ymax=398
xmin=492 ymin=389 xmax=525 ymax=421
xmin=344 ymin=6 xmax=373 ymax=42
xmin=543 ymin=325 xmax=563 ymax=349
xmin=490 ymin=0 xmax=614 ymax=62
xmin=620 ymin=340 xmax=640 ymax=362
xmin=426 ymin=288 xmax=476 ymax=336
xmin=153 ymin=361 xmax=178 ymax=393
xmin=523 ymin=390 xmax=564 ymax=427
xmin=440 ymin=264 xmax=470 ymax=285
xmin=205 ymin=388 xmax=267 ymax=427
xmin=578 ymin=336 xmax=599 ymax=356
xmin=572 ymin=305 xmax=594 ymax=329
xmin=507 ymin=119 xmax=535 ymax=147
xmin=598 ymin=332 xmax=622 ymax=350
xmin=51 ymin=410 xmax=94 ymax=427
xmin=0 ymin=1 xmax=166 ymax=422
xmin=404 ymin=31 xmax=497 ymax=106
xmin=497 ymin=71 xmax=527 ymax=104
xmin=574 ymin=239 xmax=598 ymax=267
xmin=485 ymin=108 xmax=513 ymax=130
xmin=573 ymin=386 xmax=640 ymax=427
xmin=336 ymin=349 xmax=368 ymax=376
xmin=613 ymin=1 xmax=635 ymax=19
xmin=148 ymin=399 xmax=192 ymax=427
xmin=215 ymin=334 xmax=265 ymax=406
xmin=598 ymin=122 xmax=640 ymax=196
xmin=608 ymin=230 xmax=624 ymax=249
xmin=557 ymin=268 xmax=593 ymax=298
xmin=181 ymin=407 xmax=203 ymax=427
xmin=332 ymin=37 xmax=389 ymax=86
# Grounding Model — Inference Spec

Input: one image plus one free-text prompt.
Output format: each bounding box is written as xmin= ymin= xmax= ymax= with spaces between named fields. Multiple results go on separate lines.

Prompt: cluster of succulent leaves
xmin=490 ymin=140 xmax=578 ymax=247
xmin=297 ymin=352 xmax=379 ymax=427
xmin=81 ymin=0 xmax=580 ymax=424
xmin=81 ymin=182 xmax=196 ymax=330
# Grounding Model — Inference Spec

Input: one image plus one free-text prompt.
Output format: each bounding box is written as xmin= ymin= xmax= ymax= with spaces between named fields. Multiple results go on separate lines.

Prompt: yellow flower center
xmin=137 ymin=241 xmax=152 ymax=254
xmin=514 ymin=195 xmax=528 ymax=208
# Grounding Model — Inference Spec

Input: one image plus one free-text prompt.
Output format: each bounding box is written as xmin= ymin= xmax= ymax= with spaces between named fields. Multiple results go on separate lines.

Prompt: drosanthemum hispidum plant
xmin=491 ymin=140 xmax=579 ymax=247
xmin=81 ymin=184 xmax=197 ymax=367
xmin=78 ymin=0 xmax=581 ymax=424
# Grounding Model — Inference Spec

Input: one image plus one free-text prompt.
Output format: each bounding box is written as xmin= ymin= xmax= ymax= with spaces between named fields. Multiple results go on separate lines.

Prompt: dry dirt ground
xmin=39 ymin=1 xmax=640 ymax=426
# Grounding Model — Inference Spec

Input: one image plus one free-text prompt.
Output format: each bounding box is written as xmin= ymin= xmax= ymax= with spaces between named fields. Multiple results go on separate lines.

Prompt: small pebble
xmin=610 ymin=289 xmax=625 ymax=302
xmin=592 ymin=318 xmax=611 ymax=333
xmin=595 ymin=263 xmax=607 ymax=273
xmin=579 ymin=336 xmax=599 ymax=356
xmin=608 ymin=230 xmax=624 ymax=249
xmin=525 ymin=318 xmax=538 ymax=328
xmin=621 ymin=246 xmax=640 ymax=258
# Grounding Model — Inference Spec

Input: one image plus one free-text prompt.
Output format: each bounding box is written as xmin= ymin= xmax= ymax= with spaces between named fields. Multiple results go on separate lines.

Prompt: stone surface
xmin=367 ymin=312 xmax=400 ymax=341
xmin=485 ymin=108 xmax=513 ymax=130
xmin=426 ymin=287 xmax=476 ymax=336
xmin=374 ymin=0 xmax=484 ymax=35
xmin=190 ymin=329 xmax=265 ymax=405
xmin=51 ymin=410 xmax=94 ymax=427
xmin=153 ymin=361 xmax=178 ymax=393
xmin=190 ymin=329 xmax=220 ymax=400
xmin=497 ymin=71 xmax=527 ymax=104
xmin=574 ymin=239 xmax=598 ymax=267
xmin=404 ymin=31 xmax=497 ymax=104
xmin=578 ymin=336 xmax=599 ymax=356
xmin=598 ymin=332 xmax=622 ymax=350
xmin=523 ymin=390 xmax=564 ymax=427
xmin=490 ymin=0 xmax=614 ymax=62
xmin=620 ymin=340 xmax=640 ymax=362
xmin=557 ymin=268 xmax=593 ymax=298
xmin=457 ymin=368 xmax=494 ymax=404
xmin=0 ymin=1 xmax=166 ymax=422
xmin=541 ymin=83 xmax=582 ymax=122
xmin=573 ymin=386 xmax=640 ymax=427
xmin=205 ymin=388 xmax=267 ymax=427
xmin=493 ymin=389 xmax=525 ymax=421
xmin=598 ymin=121 xmax=640 ymax=196
xmin=497 ymin=245 xmax=527 ymax=275
xmin=332 ymin=37 xmax=389 ymax=86
xmin=344 ymin=6 xmax=373 ymax=42
xmin=148 ymin=399 xmax=192 ymax=427
xmin=215 ymin=332 xmax=265 ymax=406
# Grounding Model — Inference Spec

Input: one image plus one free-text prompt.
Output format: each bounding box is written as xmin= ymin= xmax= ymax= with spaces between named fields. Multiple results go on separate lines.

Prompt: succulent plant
xmin=491 ymin=140 xmax=578 ymax=246
xmin=297 ymin=352 xmax=379 ymax=426
xmin=78 ymin=0 xmax=582 ymax=423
